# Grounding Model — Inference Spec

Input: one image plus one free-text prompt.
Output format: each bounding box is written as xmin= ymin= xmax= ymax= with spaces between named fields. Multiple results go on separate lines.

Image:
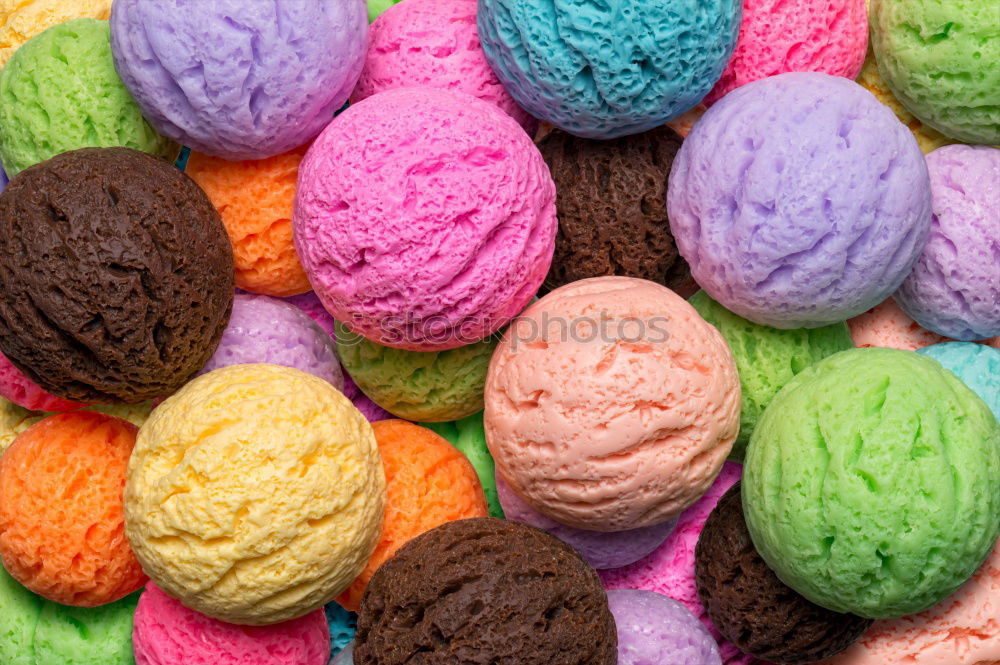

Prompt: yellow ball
xmin=124 ymin=364 xmax=385 ymax=625
xmin=0 ymin=397 xmax=41 ymax=454
xmin=0 ymin=0 xmax=112 ymax=69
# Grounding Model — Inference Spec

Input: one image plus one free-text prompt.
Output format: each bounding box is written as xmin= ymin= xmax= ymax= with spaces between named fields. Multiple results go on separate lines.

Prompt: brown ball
xmin=355 ymin=517 xmax=617 ymax=665
xmin=537 ymin=126 xmax=690 ymax=292
xmin=0 ymin=147 xmax=233 ymax=403
xmin=695 ymin=483 xmax=873 ymax=664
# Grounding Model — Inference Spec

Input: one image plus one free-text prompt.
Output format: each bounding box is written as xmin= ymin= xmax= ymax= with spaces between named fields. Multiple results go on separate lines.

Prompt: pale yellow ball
xmin=124 ymin=364 xmax=385 ymax=625
xmin=0 ymin=397 xmax=41 ymax=453
xmin=0 ymin=0 xmax=112 ymax=68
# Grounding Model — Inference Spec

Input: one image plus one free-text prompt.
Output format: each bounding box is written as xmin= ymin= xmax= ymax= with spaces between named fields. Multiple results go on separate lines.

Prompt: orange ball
xmin=337 ymin=420 xmax=487 ymax=611
xmin=186 ymin=146 xmax=311 ymax=297
xmin=0 ymin=412 xmax=146 ymax=606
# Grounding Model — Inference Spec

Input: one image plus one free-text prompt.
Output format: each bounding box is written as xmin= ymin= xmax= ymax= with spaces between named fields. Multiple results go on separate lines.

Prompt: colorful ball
xmin=0 ymin=413 xmax=146 ymax=606
xmin=918 ymin=342 xmax=1000 ymax=419
xmin=608 ymin=589 xmax=722 ymax=665
xmin=423 ymin=411 xmax=504 ymax=519
xmin=0 ymin=0 xmax=112 ymax=69
xmin=0 ymin=352 xmax=86 ymax=412
xmin=124 ymin=364 xmax=385 ymax=625
xmin=668 ymin=72 xmax=932 ymax=329
xmin=110 ymin=0 xmax=368 ymax=159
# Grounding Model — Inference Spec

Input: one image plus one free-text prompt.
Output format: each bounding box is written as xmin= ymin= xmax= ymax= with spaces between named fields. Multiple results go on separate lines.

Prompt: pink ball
xmin=352 ymin=0 xmax=536 ymax=134
xmin=0 ymin=352 xmax=85 ymax=412
xmin=133 ymin=584 xmax=330 ymax=665
xmin=703 ymin=0 xmax=868 ymax=106
xmin=294 ymin=87 xmax=556 ymax=351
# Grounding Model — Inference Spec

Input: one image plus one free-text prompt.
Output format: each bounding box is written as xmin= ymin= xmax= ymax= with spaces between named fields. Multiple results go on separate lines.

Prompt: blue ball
xmin=918 ymin=342 xmax=1000 ymax=419
xmin=477 ymin=0 xmax=740 ymax=139
xmin=0 ymin=165 xmax=7 ymax=193
xmin=324 ymin=603 xmax=357 ymax=657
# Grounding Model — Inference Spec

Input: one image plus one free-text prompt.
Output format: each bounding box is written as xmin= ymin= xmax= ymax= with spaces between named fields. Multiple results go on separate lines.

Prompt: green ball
xmin=336 ymin=322 xmax=496 ymax=422
xmin=367 ymin=0 xmax=398 ymax=21
xmin=0 ymin=565 xmax=139 ymax=665
xmin=690 ymin=291 xmax=853 ymax=461
xmin=871 ymin=0 xmax=1000 ymax=144
xmin=744 ymin=348 xmax=999 ymax=619
xmin=424 ymin=411 xmax=505 ymax=519
xmin=0 ymin=19 xmax=177 ymax=176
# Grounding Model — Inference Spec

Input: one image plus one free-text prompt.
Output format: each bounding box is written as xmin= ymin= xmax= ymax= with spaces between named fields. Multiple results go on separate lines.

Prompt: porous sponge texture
xmin=870 ymin=0 xmax=1000 ymax=144
xmin=187 ymin=147 xmax=312 ymax=297
xmin=476 ymin=0 xmax=741 ymax=139
xmin=0 ymin=19 xmax=176 ymax=176
xmin=124 ymin=364 xmax=386 ymax=625
xmin=744 ymin=348 xmax=1000 ymax=619
xmin=668 ymin=72 xmax=932 ymax=329
xmin=0 ymin=352 xmax=85 ymax=412
xmin=704 ymin=0 xmax=867 ymax=104
xmin=336 ymin=322 xmax=495 ymax=422
xmin=690 ymin=290 xmax=854 ymax=461
xmin=336 ymin=420 xmax=487 ymax=611
xmin=0 ymin=412 xmax=146 ymax=606
xmin=0 ymin=0 xmax=111 ymax=69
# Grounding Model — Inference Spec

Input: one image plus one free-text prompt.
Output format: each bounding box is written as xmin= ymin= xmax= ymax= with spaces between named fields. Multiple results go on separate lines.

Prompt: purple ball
xmin=110 ymin=0 xmax=367 ymax=160
xmin=496 ymin=473 xmax=676 ymax=570
xmin=608 ymin=589 xmax=722 ymax=665
xmin=894 ymin=145 xmax=1000 ymax=341
xmin=668 ymin=72 xmax=931 ymax=329
xmin=0 ymin=166 xmax=7 ymax=193
xmin=200 ymin=293 xmax=344 ymax=391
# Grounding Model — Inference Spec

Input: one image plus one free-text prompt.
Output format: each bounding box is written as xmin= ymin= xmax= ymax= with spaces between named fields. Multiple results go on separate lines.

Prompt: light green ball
xmin=690 ymin=291 xmax=853 ymax=461
xmin=744 ymin=347 xmax=1000 ymax=618
xmin=367 ymin=0 xmax=399 ymax=21
xmin=871 ymin=0 xmax=1000 ymax=144
xmin=0 ymin=19 xmax=177 ymax=176
xmin=336 ymin=322 xmax=496 ymax=422
xmin=424 ymin=411 xmax=504 ymax=519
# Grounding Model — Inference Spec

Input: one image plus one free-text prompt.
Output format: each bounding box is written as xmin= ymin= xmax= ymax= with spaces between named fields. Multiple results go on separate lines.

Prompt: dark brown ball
xmin=0 ymin=147 xmax=234 ymax=403
xmin=695 ymin=483 xmax=873 ymax=664
xmin=537 ymin=126 xmax=690 ymax=292
xmin=355 ymin=517 xmax=617 ymax=665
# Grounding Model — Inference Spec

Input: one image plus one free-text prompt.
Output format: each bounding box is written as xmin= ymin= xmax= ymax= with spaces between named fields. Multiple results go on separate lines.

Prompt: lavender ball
xmin=110 ymin=0 xmax=367 ymax=160
xmin=668 ymin=72 xmax=931 ymax=329
xmin=894 ymin=145 xmax=1000 ymax=341
xmin=608 ymin=590 xmax=722 ymax=665
xmin=496 ymin=474 xmax=676 ymax=569
xmin=200 ymin=293 xmax=344 ymax=391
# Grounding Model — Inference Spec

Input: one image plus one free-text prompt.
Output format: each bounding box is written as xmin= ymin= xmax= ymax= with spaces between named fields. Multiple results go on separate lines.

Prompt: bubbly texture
xmin=186 ymin=147 xmax=311 ymax=297
xmin=110 ymin=0 xmax=368 ymax=160
xmin=0 ymin=352 xmax=85 ymax=412
xmin=0 ymin=147 xmax=234 ymax=404
xmin=337 ymin=421 xmax=487 ymax=611
xmin=355 ymin=518 xmax=617 ymax=665
xmin=894 ymin=145 xmax=1000 ymax=340
xmin=477 ymin=0 xmax=740 ymax=139
xmin=0 ymin=0 xmax=111 ymax=68
xmin=537 ymin=127 xmax=690 ymax=291
xmin=609 ymin=590 xmax=722 ymax=665
xmin=352 ymin=0 xmax=536 ymax=132
xmin=600 ymin=462 xmax=754 ymax=665
xmin=668 ymin=72 xmax=932 ymax=329
xmin=697 ymin=484 xmax=873 ymax=664
xmin=690 ymin=291 xmax=854 ymax=460
xmin=325 ymin=603 xmax=357 ymax=657
xmin=819 ymin=538 xmax=1000 ymax=665
xmin=1 ymin=565 xmax=141 ymax=665
xmin=200 ymin=294 xmax=344 ymax=392
xmin=485 ymin=276 xmax=740 ymax=531
xmin=744 ymin=348 xmax=1000 ymax=618
xmin=336 ymin=322 xmax=495 ymax=421
xmin=704 ymin=0 xmax=867 ymax=104
xmin=870 ymin=0 xmax=1000 ymax=144
xmin=849 ymin=298 xmax=952 ymax=350
xmin=496 ymin=473 xmax=675 ymax=570
xmin=856 ymin=47 xmax=954 ymax=154
xmin=124 ymin=364 xmax=385 ymax=625
xmin=918 ymin=343 xmax=1000 ymax=419
xmin=0 ymin=19 xmax=176 ymax=176
xmin=294 ymin=87 xmax=556 ymax=351
xmin=424 ymin=412 xmax=504 ymax=518
xmin=0 ymin=413 xmax=146 ymax=606
xmin=133 ymin=583 xmax=330 ymax=665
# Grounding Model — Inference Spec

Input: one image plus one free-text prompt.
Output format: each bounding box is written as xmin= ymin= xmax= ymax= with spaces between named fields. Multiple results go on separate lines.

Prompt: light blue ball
xmin=918 ymin=342 xmax=1000 ymax=419
xmin=477 ymin=0 xmax=740 ymax=139
xmin=324 ymin=603 xmax=356 ymax=659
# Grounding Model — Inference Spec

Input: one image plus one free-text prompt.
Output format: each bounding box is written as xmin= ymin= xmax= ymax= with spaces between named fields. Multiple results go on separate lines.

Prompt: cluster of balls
xmin=0 ymin=0 xmax=996 ymax=664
